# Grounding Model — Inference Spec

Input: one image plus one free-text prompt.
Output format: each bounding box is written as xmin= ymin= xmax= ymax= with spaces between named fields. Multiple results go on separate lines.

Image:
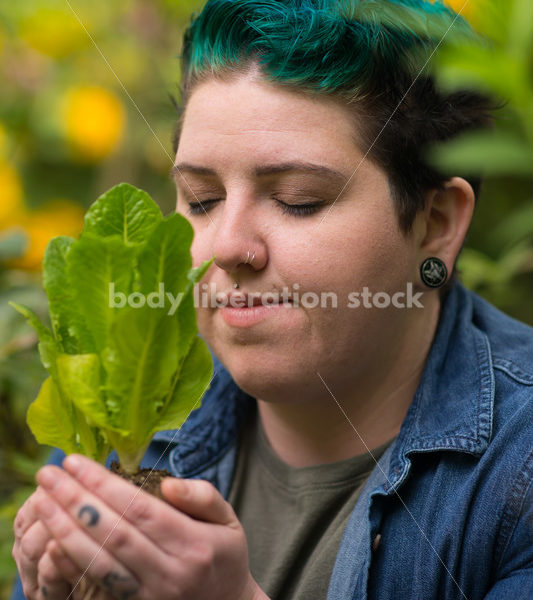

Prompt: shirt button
xmin=372 ymin=534 xmax=382 ymax=552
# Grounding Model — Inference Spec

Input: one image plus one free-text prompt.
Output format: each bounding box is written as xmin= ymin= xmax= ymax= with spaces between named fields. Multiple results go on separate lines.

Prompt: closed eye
xmin=187 ymin=199 xmax=221 ymax=216
xmin=187 ymin=197 xmax=324 ymax=217
xmin=275 ymin=198 xmax=324 ymax=217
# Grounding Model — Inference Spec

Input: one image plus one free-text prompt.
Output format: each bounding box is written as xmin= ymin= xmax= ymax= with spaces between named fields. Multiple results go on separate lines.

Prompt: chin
xmin=225 ymin=354 xmax=278 ymax=393
xmin=222 ymin=353 xmax=316 ymax=403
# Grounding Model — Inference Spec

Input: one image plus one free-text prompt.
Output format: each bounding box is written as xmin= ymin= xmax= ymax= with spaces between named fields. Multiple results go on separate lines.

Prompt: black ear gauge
xmin=420 ymin=257 xmax=448 ymax=289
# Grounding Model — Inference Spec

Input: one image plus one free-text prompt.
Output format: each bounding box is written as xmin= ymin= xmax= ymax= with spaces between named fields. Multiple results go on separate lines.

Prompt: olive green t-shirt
xmin=228 ymin=408 xmax=395 ymax=600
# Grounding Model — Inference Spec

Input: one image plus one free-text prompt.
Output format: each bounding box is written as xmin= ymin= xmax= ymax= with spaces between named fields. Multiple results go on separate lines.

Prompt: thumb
xmin=161 ymin=478 xmax=237 ymax=526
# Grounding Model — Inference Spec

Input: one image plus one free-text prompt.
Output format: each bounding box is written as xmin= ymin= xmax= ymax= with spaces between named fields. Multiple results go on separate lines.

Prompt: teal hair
xmin=181 ymin=0 xmax=469 ymax=97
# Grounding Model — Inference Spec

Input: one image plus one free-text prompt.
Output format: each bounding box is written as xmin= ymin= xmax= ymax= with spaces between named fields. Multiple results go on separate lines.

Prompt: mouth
xmin=217 ymin=292 xmax=294 ymax=328
xmin=217 ymin=292 xmax=293 ymax=308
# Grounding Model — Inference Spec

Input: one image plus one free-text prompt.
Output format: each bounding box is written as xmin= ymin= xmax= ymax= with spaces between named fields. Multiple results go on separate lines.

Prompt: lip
xmin=219 ymin=294 xmax=293 ymax=327
xmin=225 ymin=292 xmax=263 ymax=307
xmin=217 ymin=291 xmax=290 ymax=308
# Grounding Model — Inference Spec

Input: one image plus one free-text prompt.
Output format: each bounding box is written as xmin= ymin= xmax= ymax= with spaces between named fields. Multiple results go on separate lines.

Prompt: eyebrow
xmin=170 ymin=162 xmax=349 ymax=186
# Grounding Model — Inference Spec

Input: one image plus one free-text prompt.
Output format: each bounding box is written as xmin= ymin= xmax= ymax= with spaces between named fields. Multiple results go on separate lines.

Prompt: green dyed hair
xmin=175 ymin=0 xmax=495 ymax=232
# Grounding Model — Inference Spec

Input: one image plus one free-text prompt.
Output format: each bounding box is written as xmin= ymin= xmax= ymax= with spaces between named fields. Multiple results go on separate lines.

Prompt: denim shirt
xmin=11 ymin=283 xmax=533 ymax=600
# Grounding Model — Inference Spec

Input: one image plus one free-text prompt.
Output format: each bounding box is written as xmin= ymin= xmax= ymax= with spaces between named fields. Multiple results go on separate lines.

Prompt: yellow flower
xmin=19 ymin=8 xmax=86 ymax=59
xmin=62 ymin=85 xmax=126 ymax=162
xmin=0 ymin=156 xmax=85 ymax=270
xmin=8 ymin=200 xmax=85 ymax=271
xmin=443 ymin=0 xmax=479 ymax=24
xmin=0 ymin=160 xmax=24 ymax=228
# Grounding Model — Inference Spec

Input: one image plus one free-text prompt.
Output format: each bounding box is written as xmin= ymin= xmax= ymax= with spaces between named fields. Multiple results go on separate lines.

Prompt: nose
xmin=211 ymin=196 xmax=267 ymax=276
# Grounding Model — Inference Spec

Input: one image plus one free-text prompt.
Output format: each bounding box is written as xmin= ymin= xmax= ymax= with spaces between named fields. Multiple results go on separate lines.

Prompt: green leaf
xmin=172 ymin=258 xmax=214 ymax=354
xmin=470 ymin=0 xmax=512 ymax=46
xmin=154 ymin=336 xmax=213 ymax=434
xmin=100 ymin=213 xmax=203 ymax=447
xmin=188 ymin=257 xmax=214 ymax=286
xmin=43 ymin=236 xmax=95 ymax=354
xmin=13 ymin=183 xmax=213 ymax=474
xmin=175 ymin=291 xmax=199 ymax=361
xmin=494 ymin=202 xmax=533 ymax=248
xmin=67 ymin=234 xmax=136 ymax=353
xmin=102 ymin=306 xmax=179 ymax=441
xmin=498 ymin=240 xmax=533 ymax=276
xmin=458 ymin=247 xmax=518 ymax=289
xmin=507 ymin=0 xmax=533 ymax=57
xmin=460 ymin=240 xmax=533 ymax=293
xmin=436 ymin=43 xmax=529 ymax=106
xmin=55 ymin=354 xmax=126 ymax=433
xmin=27 ymin=377 xmax=79 ymax=455
xmin=106 ymin=432 xmax=150 ymax=476
xmin=137 ymin=213 xmax=193 ymax=300
xmin=8 ymin=302 xmax=59 ymax=378
xmin=428 ymin=131 xmax=533 ymax=177
xmin=83 ymin=183 xmax=162 ymax=245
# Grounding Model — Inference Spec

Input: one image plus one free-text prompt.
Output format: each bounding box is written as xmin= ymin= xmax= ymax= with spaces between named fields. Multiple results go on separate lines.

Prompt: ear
xmin=417 ymin=177 xmax=475 ymax=272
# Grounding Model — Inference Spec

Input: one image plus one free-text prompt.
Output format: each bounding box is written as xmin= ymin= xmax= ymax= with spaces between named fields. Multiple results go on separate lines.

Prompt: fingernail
xmin=37 ymin=467 xmax=60 ymax=490
xmin=162 ymin=477 xmax=185 ymax=498
xmin=63 ymin=454 xmax=82 ymax=473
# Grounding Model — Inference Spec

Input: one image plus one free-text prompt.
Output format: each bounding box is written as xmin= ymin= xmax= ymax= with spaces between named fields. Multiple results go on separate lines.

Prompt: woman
xmin=12 ymin=1 xmax=533 ymax=599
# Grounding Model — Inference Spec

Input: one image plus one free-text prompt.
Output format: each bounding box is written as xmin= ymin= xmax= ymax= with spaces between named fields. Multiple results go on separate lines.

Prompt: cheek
xmin=189 ymin=227 xmax=212 ymax=266
xmin=301 ymin=222 xmax=411 ymax=293
xmin=190 ymin=237 xmax=202 ymax=264
xmin=175 ymin=198 xmax=208 ymax=264
xmin=274 ymin=237 xmax=317 ymax=279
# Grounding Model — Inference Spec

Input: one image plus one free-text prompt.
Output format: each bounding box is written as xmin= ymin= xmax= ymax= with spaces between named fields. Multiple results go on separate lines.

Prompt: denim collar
xmin=399 ymin=283 xmax=494 ymax=452
xmin=153 ymin=282 xmax=495 ymax=479
xmin=385 ymin=282 xmax=495 ymax=491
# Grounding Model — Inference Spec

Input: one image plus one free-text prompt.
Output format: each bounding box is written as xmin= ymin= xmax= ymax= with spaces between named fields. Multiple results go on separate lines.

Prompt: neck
xmin=256 ymin=297 xmax=441 ymax=467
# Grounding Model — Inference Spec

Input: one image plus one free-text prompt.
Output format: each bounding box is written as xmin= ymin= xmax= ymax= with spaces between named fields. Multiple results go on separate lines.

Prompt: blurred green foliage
xmin=433 ymin=0 xmax=533 ymax=322
xmin=0 ymin=267 xmax=49 ymax=600
xmin=0 ymin=0 xmax=532 ymax=597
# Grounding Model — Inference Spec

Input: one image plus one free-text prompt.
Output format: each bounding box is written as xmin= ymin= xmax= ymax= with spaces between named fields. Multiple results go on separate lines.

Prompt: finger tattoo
xmin=78 ymin=505 xmax=100 ymax=527
xmin=101 ymin=571 xmax=139 ymax=600
xmin=41 ymin=585 xmax=48 ymax=597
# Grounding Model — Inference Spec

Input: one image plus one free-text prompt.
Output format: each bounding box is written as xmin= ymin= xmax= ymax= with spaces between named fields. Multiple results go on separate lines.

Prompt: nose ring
xmin=244 ymin=250 xmax=256 ymax=265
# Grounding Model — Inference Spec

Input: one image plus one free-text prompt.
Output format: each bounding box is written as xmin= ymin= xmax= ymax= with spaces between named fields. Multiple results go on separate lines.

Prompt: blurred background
xmin=0 ymin=0 xmax=532 ymax=596
xmin=0 ymin=0 xmax=204 ymax=595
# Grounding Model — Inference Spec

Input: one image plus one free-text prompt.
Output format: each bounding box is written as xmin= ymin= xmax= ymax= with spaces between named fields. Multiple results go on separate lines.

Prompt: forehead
xmin=176 ymin=74 xmax=364 ymax=173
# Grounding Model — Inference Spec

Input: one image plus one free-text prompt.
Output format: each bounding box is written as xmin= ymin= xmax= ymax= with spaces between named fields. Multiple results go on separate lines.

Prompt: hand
xmin=12 ymin=487 xmax=72 ymax=600
xmin=33 ymin=454 xmax=269 ymax=600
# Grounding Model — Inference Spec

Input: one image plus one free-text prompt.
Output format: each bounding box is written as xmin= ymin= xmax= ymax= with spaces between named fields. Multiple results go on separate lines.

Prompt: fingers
xmin=34 ymin=468 xmax=172 ymax=590
xmin=32 ymin=457 xmax=256 ymax=600
xmin=44 ymin=540 xmax=108 ymax=600
xmin=47 ymin=539 xmax=80 ymax=581
xmin=161 ymin=477 xmax=238 ymax=526
xmin=16 ymin=522 xmax=49 ymax=597
xmin=14 ymin=490 xmax=42 ymax=539
xmin=13 ymin=490 xmax=53 ymax=599
xmin=34 ymin=490 xmax=141 ymax=599
xmin=36 ymin=543 xmax=72 ymax=600
xmin=59 ymin=455 xmax=197 ymax=548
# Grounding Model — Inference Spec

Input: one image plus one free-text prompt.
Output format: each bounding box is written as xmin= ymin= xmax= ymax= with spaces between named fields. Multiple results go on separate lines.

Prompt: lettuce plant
xmin=11 ymin=184 xmax=213 ymax=474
